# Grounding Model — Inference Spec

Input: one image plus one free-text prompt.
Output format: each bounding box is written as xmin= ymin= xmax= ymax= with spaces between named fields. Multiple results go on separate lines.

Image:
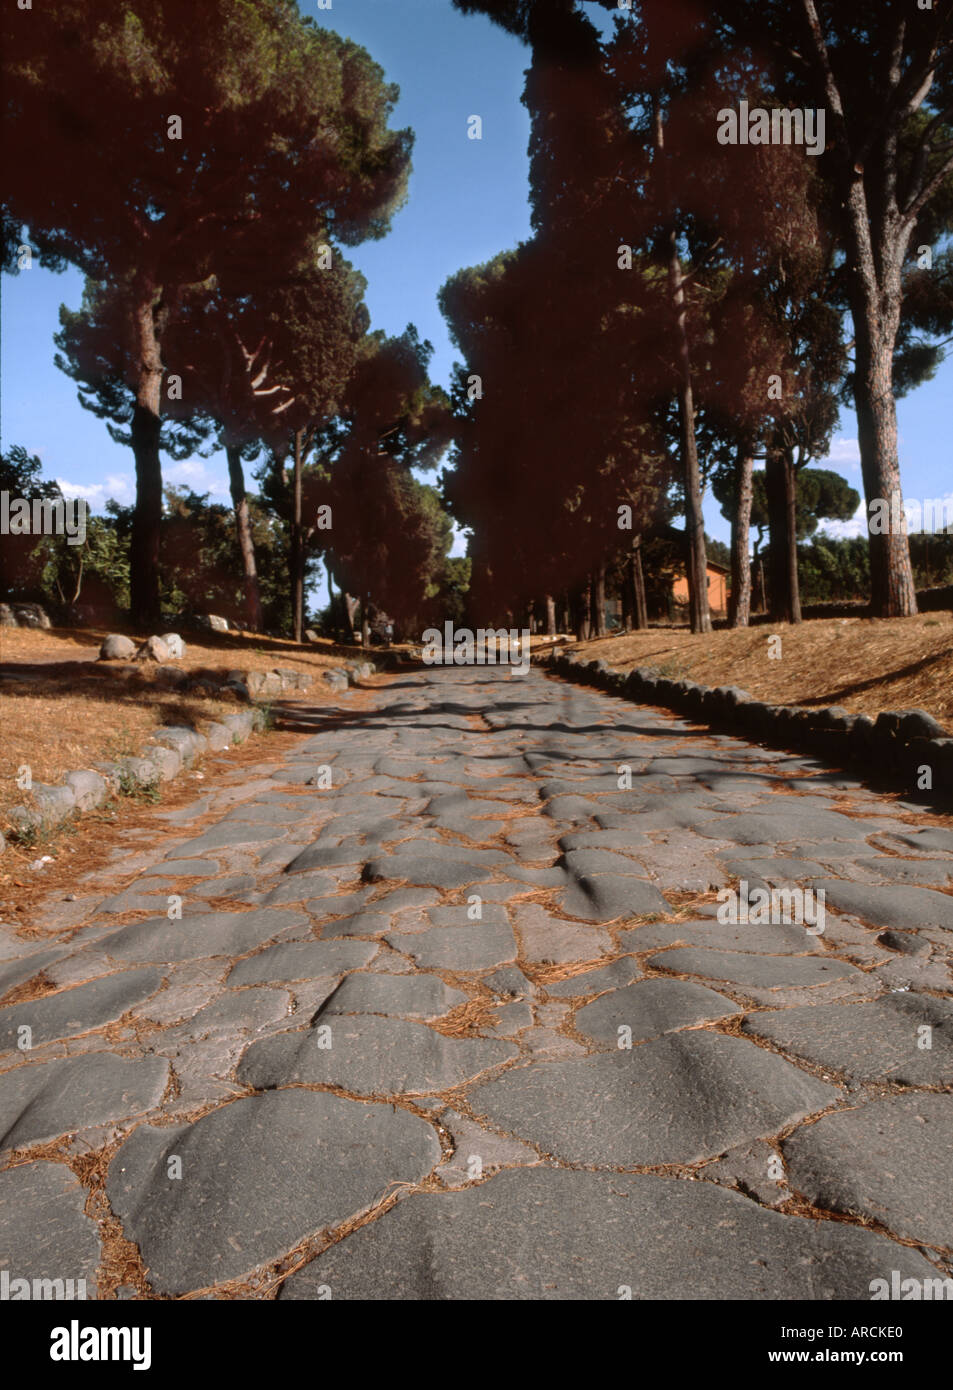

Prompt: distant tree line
xmin=3 ymin=1 xmax=951 ymax=639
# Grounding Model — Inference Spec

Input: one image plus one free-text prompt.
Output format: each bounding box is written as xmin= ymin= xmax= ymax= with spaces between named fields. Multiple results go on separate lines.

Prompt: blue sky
xmin=1 ymin=0 xmax=950 ymax=582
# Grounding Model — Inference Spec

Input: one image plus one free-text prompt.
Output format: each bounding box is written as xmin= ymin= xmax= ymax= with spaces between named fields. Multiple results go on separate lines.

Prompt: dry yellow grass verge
xmin=0 ymin=622 xmax=375 ymax=824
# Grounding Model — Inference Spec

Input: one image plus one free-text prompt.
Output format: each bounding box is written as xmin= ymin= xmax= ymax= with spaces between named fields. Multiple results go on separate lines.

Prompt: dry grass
xmin=566 ymin=611 xmax=953 ymax=731
xmin=0 ymin=968 xmax=57 ymax=1008
xmin=0 ymin=622 xmax=376 ymax=824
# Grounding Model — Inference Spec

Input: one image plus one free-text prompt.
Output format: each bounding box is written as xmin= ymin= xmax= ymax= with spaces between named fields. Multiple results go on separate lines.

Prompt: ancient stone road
xmin=1 ymin=667 xmax=951 ymax=1299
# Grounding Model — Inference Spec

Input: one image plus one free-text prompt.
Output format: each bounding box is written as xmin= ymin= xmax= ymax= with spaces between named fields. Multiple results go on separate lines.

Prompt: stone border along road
xmin=0 ymin=664 xmax=951 ymax=1300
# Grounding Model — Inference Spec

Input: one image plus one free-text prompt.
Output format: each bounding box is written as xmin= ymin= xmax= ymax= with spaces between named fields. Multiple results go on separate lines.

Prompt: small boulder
xmin=99 ymin=633 xmax=136 ymax=661
xmin=159 ymin=632 xmax=186 ymax=659
xmin=153 ymin=664 xmax=189 ymax=688
xmin=0 ymin=604 xmax=16 ymax=628
xmin=11 ymin=602 xmax=51 ymax=629
xmin=136 ymin=636 xmax=170 ymax=663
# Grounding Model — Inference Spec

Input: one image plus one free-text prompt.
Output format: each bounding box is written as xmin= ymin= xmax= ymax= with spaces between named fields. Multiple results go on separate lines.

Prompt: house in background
xmin=671 ymin=558 xmax=729 ymax=616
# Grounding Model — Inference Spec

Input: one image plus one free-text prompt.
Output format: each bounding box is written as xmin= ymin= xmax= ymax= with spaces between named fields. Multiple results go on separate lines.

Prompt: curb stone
xmin=538 ymin=649 xmax=953 ymax=806
xmin=0 ymin=654 xmax=371 ymax=850
xmin=1 ymin=695 xmax=267 ymax=851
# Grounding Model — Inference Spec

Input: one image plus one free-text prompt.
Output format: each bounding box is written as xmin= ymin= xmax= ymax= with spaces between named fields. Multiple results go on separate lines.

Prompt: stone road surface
xmin=1 ymin=667 xmax=951 ymax=1299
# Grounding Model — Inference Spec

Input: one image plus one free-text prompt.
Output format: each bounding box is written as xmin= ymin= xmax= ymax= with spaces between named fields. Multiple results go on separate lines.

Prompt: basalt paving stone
xmin=261 ymin=873 xmax=338 ymax=905
xmin=237 ymin=1011 xmax=517 ymax=1096
xmin=557 ymin=828 xmax=652 ymax=853
xmin=192 ymin=874 xmax=258 ymax=897
xmin=468 ymin=1031 xmax=838 ymax=1166
xmin=363 ymin=854 xmax=508 ymax=890
xmin=256 ymin=842 xmax=313 ymax=869
xmin=275 ymin=1164 xmax=934 ymax=1301
xmin=646 ymin=756 xmax=733 ymax=777
xmin=511 ymin=903 xmax=613 ymax=964
xmin=620 ymin=919 xmax=822 ymax=955
xmin=721 ymin=857 xmax=830 ymax=883
xmin=317 ymin=912 xmax=393 ymax=939
xmin=311 ymin=814 xmax=404 ymax=841
xmin=167 ymin=824 xmax=287 ymax=855
xmin=0 ymin=1162 xmax=101 ymax=1295
xmin=0 ymin=1052 xmax=170 ymax=1152
xmin=0 ymin=947 xmax=72 ymax=1000
xmin=435 ymin=1111 xmax=541 ymax=1186
xmin=93 ymin=908 xmax=310 ymax=965
xmin=228 ymin=939 xmax=377 ymax=987
xmin=221 ymin=803 xmax=307 ymax=824
xmin=106 ymin=1088 xmax=442 ymax=1296
xmin=426 ymin=904 xmax=510 ymax=929
xmin=574 ymin=978 xmax=739 ymax=1046
xmin=141 ymin=858 xmax=221 ymax=877
xmin=559 ymin=848 xmax=653 ymax=877
xmin=386 ymin=841 xmax=513 ymax=868
xmin=362 ymin=886 xmax=442 ymax=914
xmin=695 ymin=809 xmax=869 ymax=845
xmin=783 ymin=1092 xmax=953 ymax=1250
xmin=600 ymin=804 xmax=731 ymax=835
xmin=384 ymin=920 xmax=519 ymax=972
xmin=169 ymin=986 xmax=291 ymax=1041
xmin=540 ymin=777 xmax=632 ymax=799
xmin=556 ymin=876 xmax=672 ymax=924
xmin=285 ymin=844 xmax=368 ymax=873
xmin=541 ymin=795 xmax=603 ymax=824
xmin=544 ymin=955 xmax=644 ymax=998
xmin=319 ymin=972 xmax=467 ymax=1020
xmin=808 ymin=881 xmax=953 ymax=931
xmin=743 ymin=994 xmax=953 ymax=1085
xmin=849 ymin=857 xmax=953 ymax=884
xmin=646 ymin=947 xmax=863 ymax=991
xmin=305 ymin=892 xmax=374 ymax=920
xmin=891 ymin=828 xmax=953 ymax=854
xmin=0 ymin=967 xmax=164 ymax=1052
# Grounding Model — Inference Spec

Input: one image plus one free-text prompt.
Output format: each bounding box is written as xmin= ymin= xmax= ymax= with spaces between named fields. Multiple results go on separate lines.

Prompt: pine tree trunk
xmin=728 ymin=453 xmax=754 ymax=628
xmin=655 ymin=104 xmax=711 ymax=636
xmin=853 ymin=295 xmax=918 ymax=617
xmin=594 ymin=560 xmax=607 ymax=637
xmin=343 ymin=593 xmax=358 ymax=641
xmin=226 ymin=445 xmax=262 ymax=632
xmin=630 ymin=535 xmax=648 ymax=629
xmin=326 ymin=567 xmax=339 ymax=640
xmin=574 ymin=578 xmax=592 ymax=642
xmin=766 ymin=447 xmax=801 ymax=624
xmin=669 ymin=245 xmax=711 ymax=636
xmin=130 ymin=289 xmax=164 ymax=626
xmin=754 ymin=553 xmax=766 ymax=614
xmin=290 ymin=429 xmax=305 ymax=642
xmin=545 ymin=593 xmax=557 ymax=636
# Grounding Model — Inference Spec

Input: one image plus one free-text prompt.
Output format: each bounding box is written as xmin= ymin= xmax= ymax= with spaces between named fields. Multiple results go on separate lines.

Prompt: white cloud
xmin=165 ymin=458 xmax=228 ymax=493
xmin=817 ymin=500 xmax=867 ymax=540
xmin=55 ymin=473 xmax=134 ymax=507
xmin=819 ymin=436 xmax=861 ymax=470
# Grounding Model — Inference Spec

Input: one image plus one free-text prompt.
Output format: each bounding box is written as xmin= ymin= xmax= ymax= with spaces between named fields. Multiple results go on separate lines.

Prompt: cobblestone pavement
xmin=1 ymin=667 xmax=951 ymax=1299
